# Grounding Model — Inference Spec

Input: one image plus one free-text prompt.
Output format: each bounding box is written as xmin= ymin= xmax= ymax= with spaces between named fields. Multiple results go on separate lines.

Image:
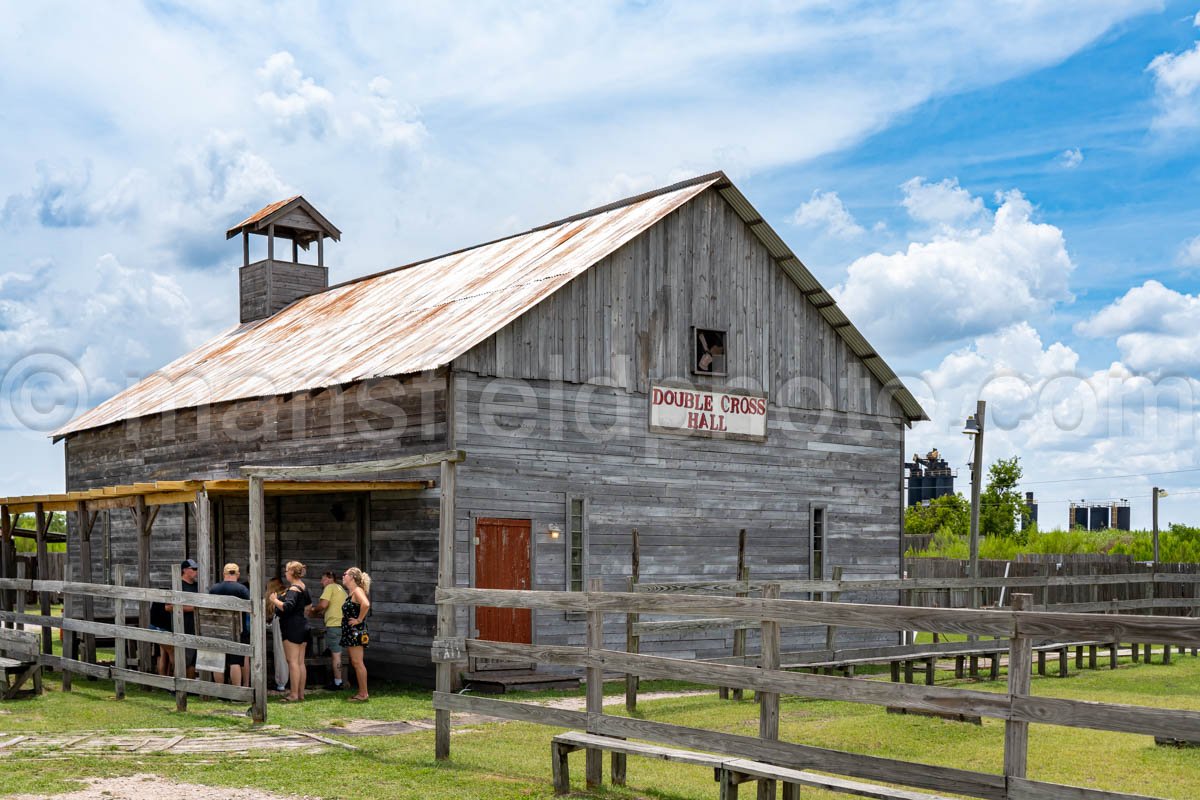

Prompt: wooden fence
xmin=0 ymin=563 xmax=254 ymax=709
xmin=432 ymin=582 xmax=1200 ymax=800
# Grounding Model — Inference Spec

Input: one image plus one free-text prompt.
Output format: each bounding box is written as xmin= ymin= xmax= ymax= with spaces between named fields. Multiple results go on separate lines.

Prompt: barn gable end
xmin=455 ymin=187 xmax=905 ymax=420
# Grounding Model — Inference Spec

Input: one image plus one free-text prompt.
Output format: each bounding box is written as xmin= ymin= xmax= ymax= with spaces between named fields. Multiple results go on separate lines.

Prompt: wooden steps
xmin=462 ymin=669 xmax=580 ymax=694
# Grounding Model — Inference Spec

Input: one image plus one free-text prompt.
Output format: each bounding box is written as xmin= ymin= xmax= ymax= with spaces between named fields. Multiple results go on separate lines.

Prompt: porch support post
xmin=35 ymin=503 xmax=51 ymax=655
xmin=135 ymin=495 xmax=152 ymax=674
xmin=0 ymin=505 xmax=11 ymax=628
xmin=249 ymin=476 xmax=268 ymax=723
xmin=77 ymin=501 xmax=96 ymax=663
xmin=435 ymin=455 xmax=458 ymax=760
xmin=195 ymin=490 xmax=213 ymax=590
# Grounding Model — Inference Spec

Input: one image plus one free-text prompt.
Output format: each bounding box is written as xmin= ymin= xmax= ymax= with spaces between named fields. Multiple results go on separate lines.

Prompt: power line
xmin=1018 ymin=466 xmax=1200 ymax=487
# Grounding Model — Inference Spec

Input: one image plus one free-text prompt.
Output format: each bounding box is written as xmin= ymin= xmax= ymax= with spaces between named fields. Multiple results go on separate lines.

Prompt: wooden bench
xmin=552 ymin=730 xmax=726 ymax=794
xmin=0 ymin=628 xmax=42 ymax=699
xmin=551 ymin=732 xmax=959 ymax=800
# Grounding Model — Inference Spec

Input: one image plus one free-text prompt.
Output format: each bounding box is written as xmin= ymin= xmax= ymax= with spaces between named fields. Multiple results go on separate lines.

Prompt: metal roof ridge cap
xmin=315 ymin=174 xmax=725 ymax=295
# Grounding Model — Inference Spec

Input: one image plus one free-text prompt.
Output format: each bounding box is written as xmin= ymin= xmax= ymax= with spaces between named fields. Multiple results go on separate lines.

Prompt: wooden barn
xmin=35 ymin=172 xmax=925 ymax=685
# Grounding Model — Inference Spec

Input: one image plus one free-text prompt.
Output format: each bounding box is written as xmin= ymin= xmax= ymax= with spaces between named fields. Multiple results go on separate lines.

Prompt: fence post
xmin=825 ymin=566 xmax=845 ymax=653
xmin=171 ymin=570 xmax=187 ymax=711
xmin=248 ymin=475 xmax=268 ymax=724
xmin=586 ymin=576 xmax=605 ymax=789
xmin=1004 ymin=593 xmax=1033 ymax=782
xmin=15 ymin=560 xmax=26 ymax=619
xmin=625 ymin=528 xmax=639 ymax=714
xmin=757 ymin=583 xmax=781 ymax=800
xmin=434 ymin=458 xmax=457 ymax=758
xmin=731 ymin=529 xmax=749 ymax=701
xmin=114 ymin=565 xmax=126 ymax=700
xmin=61 ymin=583 xmax=74 ymax=693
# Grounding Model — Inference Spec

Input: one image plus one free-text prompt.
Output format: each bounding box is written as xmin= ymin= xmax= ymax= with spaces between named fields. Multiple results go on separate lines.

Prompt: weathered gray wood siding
xmin=62 ymin=373 xmax=447 ymax=682
xmin=240 ymin=259 xmax=328 ymax=323
xmin=452 ymin=188 xmax=906 ymax=659
xmin=454 ymin=188 xmax=906 ymax=419
xmin=452 ymin=374 xmax=903 ymax=660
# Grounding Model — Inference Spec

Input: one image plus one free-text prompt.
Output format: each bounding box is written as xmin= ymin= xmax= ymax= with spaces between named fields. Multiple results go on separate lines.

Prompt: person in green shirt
xmin=308 ymin=570 xmax=349 ymax=690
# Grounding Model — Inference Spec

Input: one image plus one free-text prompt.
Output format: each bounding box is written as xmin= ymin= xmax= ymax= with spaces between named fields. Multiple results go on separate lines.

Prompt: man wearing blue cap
xmin=165 ymin=559 xmax=200 ymax=678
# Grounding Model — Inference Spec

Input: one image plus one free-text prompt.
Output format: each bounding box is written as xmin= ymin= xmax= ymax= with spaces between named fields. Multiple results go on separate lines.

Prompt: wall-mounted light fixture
xmin=547 ymin=523 xmax=562 ymax=540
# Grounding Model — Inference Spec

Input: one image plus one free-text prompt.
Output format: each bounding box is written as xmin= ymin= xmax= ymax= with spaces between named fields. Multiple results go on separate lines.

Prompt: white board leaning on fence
xmin=648 ymin=385 xmax=768 ymax=441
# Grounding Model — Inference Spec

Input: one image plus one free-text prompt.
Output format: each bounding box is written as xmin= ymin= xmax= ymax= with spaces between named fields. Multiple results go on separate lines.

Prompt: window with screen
xmin=810 ymin=505 xmax=826 ymax=582
xmin=568 ymin=497 xmax=586 ymax=592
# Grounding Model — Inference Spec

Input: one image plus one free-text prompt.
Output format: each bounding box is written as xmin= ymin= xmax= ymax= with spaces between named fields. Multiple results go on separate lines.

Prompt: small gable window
xmin=693 ymin=328 xmax=727 ymax=376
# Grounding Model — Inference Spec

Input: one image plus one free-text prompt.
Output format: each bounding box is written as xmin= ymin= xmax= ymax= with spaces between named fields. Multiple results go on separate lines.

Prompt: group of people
xmin=266 ymin=561 xmax=372 ymax=703
xmin=153 ymin=558 xmax=371 ymax=703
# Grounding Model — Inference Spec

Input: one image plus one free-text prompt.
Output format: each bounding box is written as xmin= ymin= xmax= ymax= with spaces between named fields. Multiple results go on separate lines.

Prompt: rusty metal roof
xmin=225 ymin=195 xmax=342 ymax=241
xmin=228 ymin=196 xmax=299 ymax=234
xmin=55 ymin=172 xmax=925 ymax=438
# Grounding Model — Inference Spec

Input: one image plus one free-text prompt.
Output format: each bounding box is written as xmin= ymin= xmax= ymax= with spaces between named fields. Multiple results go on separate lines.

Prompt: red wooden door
xmin=474 ymin=517 xmax=532 ymax=644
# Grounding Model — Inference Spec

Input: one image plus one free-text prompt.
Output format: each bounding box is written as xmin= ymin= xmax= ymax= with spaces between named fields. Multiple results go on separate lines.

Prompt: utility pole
xmin=1152 ymin=487 xmax=1167 ymax=563
xmin=964 ymin=400 xmax=986 ymax=610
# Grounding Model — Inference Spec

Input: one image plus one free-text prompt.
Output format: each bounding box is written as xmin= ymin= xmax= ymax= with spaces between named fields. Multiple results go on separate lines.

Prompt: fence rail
xmin=433 ymin=584 xmax=1200 ymax=800
xmin=0 ymin=568 xmax=253 ymax=706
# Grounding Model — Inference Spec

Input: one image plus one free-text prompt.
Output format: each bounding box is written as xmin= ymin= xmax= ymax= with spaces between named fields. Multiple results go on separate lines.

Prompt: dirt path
xmin=5 ymin=774 xmax=318 ymax=800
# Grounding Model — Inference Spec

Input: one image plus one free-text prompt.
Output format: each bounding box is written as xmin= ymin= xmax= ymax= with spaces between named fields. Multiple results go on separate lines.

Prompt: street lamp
xmin=962 ymin=400 xmax=986 ymax=610
xmin=1152 ymin=487 xmax=1168 ymax=563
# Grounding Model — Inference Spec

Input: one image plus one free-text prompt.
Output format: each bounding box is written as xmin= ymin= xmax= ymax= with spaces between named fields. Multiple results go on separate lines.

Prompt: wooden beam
xmin=243 ymin=449 xmax=466 ymax=479
xmin=83 ymin=496 xmax=138 ymax=512
xmin=153 ymin=481 xmax=204 ymax=491
xmin=202 ymin=479 xmax=433 ymax=493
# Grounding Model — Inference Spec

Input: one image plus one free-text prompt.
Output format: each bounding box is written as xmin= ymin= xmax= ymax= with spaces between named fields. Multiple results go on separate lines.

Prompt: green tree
xmin=904 ymin=492 xmax=970 ymax=536
xmin=980 ymin=456 xmax=1025 ymax=541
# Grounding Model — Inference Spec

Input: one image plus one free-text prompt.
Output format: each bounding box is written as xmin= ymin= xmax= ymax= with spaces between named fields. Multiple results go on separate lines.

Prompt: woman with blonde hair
xmin=269 ymin=561 xmax=311 ymax=702
xmin=340 ymin=567 xmax=372 ymax=702
xmin=264 ymin=577 xmax=289 ymax=692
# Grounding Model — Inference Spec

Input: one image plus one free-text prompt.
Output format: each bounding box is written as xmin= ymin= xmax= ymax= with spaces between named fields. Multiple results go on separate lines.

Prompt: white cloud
xmin=1 ymin=162 xmax=146 ymax=229
xmin=349 ymin=76 xmax=427 ymax=152
xmin=1147 ymin=17 xmax=1200 ymax=132
xmin=1076 ymin=281 xmax=1200 ymax=373
xmin=900 ymin=177 xmax=986 ymax=232
xmin=1177 ymin=234 xmax=1200 ymax=267
xmin=0 ymin=254 xmax=192 ymax=434
xmin=163 ymin=131 xmax=292 ymax=268
xmin=256 ymin=51 xmax=336 ymax=140
xmin=790 ymin=190 xmax=865 ymax=239
xmin=1060 ymin=148 xmax=1084 ymax=168
xmin=835 ymin=183 xmax=1073 ymax=349
xmin=909 ymin=323 xmax=1200 ymax=528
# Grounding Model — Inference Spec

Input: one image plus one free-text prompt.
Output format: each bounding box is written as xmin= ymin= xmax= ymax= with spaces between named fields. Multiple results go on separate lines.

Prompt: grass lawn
xmin=1 ymin=657 xmax=1199 ymax=799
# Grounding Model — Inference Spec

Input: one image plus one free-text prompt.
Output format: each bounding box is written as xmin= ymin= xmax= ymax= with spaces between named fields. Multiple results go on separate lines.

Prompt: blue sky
xmin=3 ymin=2 xmax=1200 ymax=529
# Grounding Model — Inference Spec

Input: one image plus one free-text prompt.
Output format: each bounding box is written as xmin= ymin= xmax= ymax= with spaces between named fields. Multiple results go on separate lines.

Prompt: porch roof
xmin=0 ymin=477 xmax=435 ymax=516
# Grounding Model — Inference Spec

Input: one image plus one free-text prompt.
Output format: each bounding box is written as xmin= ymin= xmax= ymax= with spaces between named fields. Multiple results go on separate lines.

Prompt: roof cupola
xmin=227 ymin=196 xmax=341 ymax=323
